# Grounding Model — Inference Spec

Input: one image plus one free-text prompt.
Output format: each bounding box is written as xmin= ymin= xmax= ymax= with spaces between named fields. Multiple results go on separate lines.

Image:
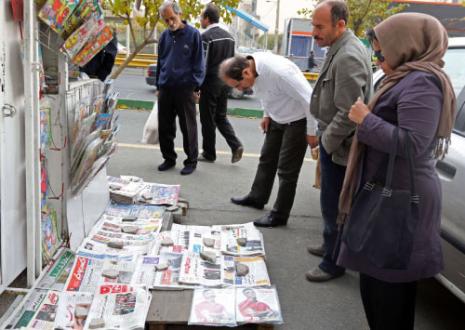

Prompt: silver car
xmin=373 ymin=37 xmax=465 ymax=303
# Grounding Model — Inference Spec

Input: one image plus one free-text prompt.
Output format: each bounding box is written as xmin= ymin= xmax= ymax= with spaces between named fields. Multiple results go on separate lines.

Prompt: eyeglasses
xmin=373 ymin=49 xmax=385 ymax=63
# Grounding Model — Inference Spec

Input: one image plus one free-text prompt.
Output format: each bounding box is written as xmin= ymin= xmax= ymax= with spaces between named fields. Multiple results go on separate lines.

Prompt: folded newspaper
xmin=215 ymin=222 xmax=266 ymax=256
xmin=36 ymin=248 xmax=75 ymax=291
xmin=104 ymin=203 xmax=165 ymax=220
xmin=138 ymin=182 xmax=180 ymax=206
xmin=223 ymin=256 xmax=271 ymax=287
xmin=179 ymin=251 xmax=224 ymax=287
xmin=84 ymin=284 xmax=150 ymax=330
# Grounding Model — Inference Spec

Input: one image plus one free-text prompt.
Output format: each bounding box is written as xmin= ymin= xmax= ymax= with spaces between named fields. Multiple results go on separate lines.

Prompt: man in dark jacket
xmin=156 ymin=0 xmax=205 ymax=175
xmin=199 ymin=3 xmax=243 ymax=163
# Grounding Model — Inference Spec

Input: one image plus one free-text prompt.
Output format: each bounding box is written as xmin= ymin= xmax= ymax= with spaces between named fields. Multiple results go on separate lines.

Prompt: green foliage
xmin=297 ymin=0 xmax=407 ymax=37
xmin=257 ymin=33 xmax=282 ymax=51
xmin=104 ymin=0 xmax=240 ymax=78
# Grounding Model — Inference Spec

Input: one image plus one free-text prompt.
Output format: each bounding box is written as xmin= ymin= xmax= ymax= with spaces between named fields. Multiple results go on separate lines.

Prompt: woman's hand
xmin=348 ymin=97 xmax=370 ymax=125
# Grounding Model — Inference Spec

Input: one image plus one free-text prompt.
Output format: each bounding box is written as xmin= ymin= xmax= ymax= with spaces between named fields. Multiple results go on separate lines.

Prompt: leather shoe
xmin=158 ymin=161 xmax=175 ymax=171
xmin=231 ymin=146 xmax=244 ymax=163
xmin=305 ymin=267 xmax=344 ymax=282
xmin=253 ymin=213 xmax=287 ymax=228
xmin=180 ymin=165 xmax=196 ymax=175
xmin=198 ymin=153 xmax=215 ymax=163
xmin=230 ymin=195 xmax=264 ymax=210
xmin=307 ymin=244 xmax=325 ymax=257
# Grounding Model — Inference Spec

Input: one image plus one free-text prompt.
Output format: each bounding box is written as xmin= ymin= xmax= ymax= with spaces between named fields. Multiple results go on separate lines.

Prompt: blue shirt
xmin=156 ymin=23 xmax=205 ymax=89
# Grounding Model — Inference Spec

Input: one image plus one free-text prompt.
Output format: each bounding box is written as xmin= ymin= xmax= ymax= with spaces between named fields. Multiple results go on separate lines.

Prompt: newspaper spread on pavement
xmin=179 ymin=251 xmax=224 ymax=287
xmin=132 ymin=252 xmax=193 ymax=289
xmin=188 ymin=288 xmax=236 ymax=327
xmin=97 ymin=216 xmax=163 ymax=235
xmin=139 ymin=182 xmax=180 ymax=206
xmin=104 ymin=203 xmax=165 ymax=220
xmin=37 ymin=248 xmax=75 ymax=291
xmin=223 ymin=256 xmax=271 ymax=287
xmin=84 ymin=284 xmax=150 ymax=330
xmin=64 ymin=253 xmax=137 ymax=293
xmin=216 ymin=222 xmax=265 ymax=256
xmin=236 ymin=286 xmax=283 ymax=324
xmin=54 ymin=292 xmax=93 ymax=329
xmin=4 ymin=288 xmax=50 ymax=329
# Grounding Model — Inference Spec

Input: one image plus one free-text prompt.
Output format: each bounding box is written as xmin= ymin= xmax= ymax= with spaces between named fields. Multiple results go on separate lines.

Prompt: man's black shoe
xmin=180 ymin=165 xmax=196 ymax=175
xmin=198 ymin=153 xmax=215 ymax=163
xmin=158 ymin=161 xmax=175 ymax=171
xmin=231 ymin=146 xmax=244 ymax=163
xmin=230 ymin=195 xmax=264 ymax=210
xmin=253 ymin=213 xmax=287 ymax=228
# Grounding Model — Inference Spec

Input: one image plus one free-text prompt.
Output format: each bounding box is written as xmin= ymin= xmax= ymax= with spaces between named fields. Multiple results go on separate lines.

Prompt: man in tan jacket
xmin=306 ymin=0 xmax=373 ymax=282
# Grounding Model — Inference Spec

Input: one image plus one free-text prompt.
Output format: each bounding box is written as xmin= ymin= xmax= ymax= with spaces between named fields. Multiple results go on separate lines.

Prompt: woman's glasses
xmin=373 ymin=49 xmax=385 ymax=63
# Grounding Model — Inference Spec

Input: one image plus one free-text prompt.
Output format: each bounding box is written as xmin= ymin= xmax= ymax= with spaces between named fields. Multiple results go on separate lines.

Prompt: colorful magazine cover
xmin=72 ymin=25 xmax=113 ymax=66
xmin=38 ymin=0 xmax=79 ymax=35
xmin=62 ymin=0 xmax=103 ymax=38
xmin=61 ymin=15 xmax=104 ymax=59
xmin=188 ymin=288 xmax=236 ymax=327
xmin=235 ymin=286 xmax=283 ymax=324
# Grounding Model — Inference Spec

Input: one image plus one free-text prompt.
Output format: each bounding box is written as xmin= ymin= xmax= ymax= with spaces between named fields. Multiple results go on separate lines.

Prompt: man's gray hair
xmin=159 ymin=0 xmax=182 ymax=16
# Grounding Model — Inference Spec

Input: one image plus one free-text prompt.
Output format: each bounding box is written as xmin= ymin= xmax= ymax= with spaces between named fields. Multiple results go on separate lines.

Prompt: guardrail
xmin=115 ymin=53 xmax=156 ymax=68
xmin=303 ymin=71 xmax=319 ymax=81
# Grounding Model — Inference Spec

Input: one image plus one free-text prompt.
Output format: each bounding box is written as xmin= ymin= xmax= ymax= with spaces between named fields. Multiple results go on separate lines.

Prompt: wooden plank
xmin=146 ymin=290 xmax=193 ymax=324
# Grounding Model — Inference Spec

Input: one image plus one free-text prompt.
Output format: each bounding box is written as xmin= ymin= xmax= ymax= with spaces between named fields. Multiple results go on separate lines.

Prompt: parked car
xmin=145 ymin=63 xmax=157 ymax=87
xmin=373 ymin=37 xmax=465 ymax=302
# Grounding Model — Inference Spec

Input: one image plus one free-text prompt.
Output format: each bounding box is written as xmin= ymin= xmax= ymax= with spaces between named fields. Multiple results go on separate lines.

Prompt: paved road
xmin=113 ymin=68 xmax=262 ymax=110
xmin=107 ymin=109 xmax=465 ymax=330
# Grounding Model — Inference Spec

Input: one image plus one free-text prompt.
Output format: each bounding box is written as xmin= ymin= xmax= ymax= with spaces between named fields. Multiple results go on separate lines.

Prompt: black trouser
xmin=158 ymin=87 xmax=198 ymax=166
xmin=248 ymin=118 xmax=307 ymax=221
xmin=199 ymin=80 xmax=242 ymax=160
xmin=360 ymin=273 xmax=417 ymax=330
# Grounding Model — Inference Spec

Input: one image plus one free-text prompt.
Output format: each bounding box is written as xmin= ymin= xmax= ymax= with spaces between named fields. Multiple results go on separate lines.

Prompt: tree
xmin=104 ymin=0 xmax=240 ymax=79
xmin=297 ymin=0 xmax=407 ymax=38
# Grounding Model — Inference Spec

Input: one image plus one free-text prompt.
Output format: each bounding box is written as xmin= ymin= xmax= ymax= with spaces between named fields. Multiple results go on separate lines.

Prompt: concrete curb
xmin=116 ymin=99 xmax=263 ymax=118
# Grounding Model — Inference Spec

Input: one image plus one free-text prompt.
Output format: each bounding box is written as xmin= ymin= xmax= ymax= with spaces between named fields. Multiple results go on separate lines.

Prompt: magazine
xmin=223 ymin=256 xmax=271 ymax=287
xmin=53 ymin=292 xmax=93 ymax=330
xmin=38 ymin=0 xmax=79 ymax=35
xmin=179 ymin=251 xmax=224 ymax=287
xmin=64 ymin=253 xmax=137 ymax=293
xmin=72 ymin=25 xmax=113 ymax=67
xmin=132 ymin=252 xmax=193 ymax=290
xmin=216 ymin=222 xmax=266 ymax=256
xmin=235 ymin=286 xmax=283 ymax=324
xmin=61 ymin=15 xmax=103 ymax=59
xmin=37 ymin=248 xmax=75 ymax=291
xmin=138 ymin=182 xmax=180 ymax=205
xmin=84 ymin=284 xmax=150 ymax=330
xmin=188 ymin=288 xmax=236 ymax=327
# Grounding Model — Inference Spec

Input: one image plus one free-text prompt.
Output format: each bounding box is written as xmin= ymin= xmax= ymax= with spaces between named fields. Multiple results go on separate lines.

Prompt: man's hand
xmin=260 ymin=117 xmax=270 ymax=133
xmin=348 ymin=97 xmax=370 ymax=125
xmin=306 ymin=135 xmax=318 ymax=148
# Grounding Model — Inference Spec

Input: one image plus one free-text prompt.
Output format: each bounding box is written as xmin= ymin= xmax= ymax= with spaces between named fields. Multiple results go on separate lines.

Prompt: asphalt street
xmin=107 ymin=108 xmax=465 ymax=330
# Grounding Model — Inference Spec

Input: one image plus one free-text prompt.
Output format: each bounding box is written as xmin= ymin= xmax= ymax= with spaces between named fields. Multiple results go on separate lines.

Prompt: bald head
xmin=312 ymin=0 xmax=348 ymax=47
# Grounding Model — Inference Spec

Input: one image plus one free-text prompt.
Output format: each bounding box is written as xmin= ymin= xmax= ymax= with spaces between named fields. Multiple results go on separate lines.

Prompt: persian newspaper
xmin=179 ymin=251 xmax=224 ymax=287
xmin=235 ymin=286 xmax=283 ymax=325
xmin=139 ymin=182 xmax=180 ymax=205
xmin=223 ymin=256 xmax=271 ymax=287
xmin=53 ymin=292 xmax=93 ymax=329
xmin=4 ymin=289 xmax=50 ymax=329
xmin=83 ymin=284 xmax=150 ymax=330
xmin=216 ymin=222 xmax=265 ymax=256
xmin=188 ymin=288 xmax=236 ymax=327
xmin=37 ymin=248 xmax=75 ymax=291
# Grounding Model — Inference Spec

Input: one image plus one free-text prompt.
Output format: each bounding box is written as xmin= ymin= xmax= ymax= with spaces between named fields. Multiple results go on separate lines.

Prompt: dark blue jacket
xmin=156 ymin=22 xmax=205 ymax=89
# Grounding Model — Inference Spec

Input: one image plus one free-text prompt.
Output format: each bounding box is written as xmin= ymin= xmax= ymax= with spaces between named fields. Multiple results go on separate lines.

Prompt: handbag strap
xmin=383 ymin=128 xmax=418 ymax=200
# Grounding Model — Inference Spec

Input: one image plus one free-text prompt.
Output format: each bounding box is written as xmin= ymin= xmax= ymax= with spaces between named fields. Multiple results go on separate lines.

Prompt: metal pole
xmin=24 ymin=0 xmax=41 ymax=286
xmin=273 ymin=0 xmax=281 ymax=54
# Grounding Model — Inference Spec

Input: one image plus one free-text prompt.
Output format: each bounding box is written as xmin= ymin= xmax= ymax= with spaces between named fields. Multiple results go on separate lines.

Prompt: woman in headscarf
xmin=336 ymin=13 xmax=456 ymax=330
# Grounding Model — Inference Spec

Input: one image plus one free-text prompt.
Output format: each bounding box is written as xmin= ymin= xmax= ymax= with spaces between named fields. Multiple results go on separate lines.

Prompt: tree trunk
xmin=110 ymin=40 xmax=150 ymax=79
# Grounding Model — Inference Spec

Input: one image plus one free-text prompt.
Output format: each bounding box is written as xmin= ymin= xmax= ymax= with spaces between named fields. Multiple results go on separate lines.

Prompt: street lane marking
xmin=116 ymin=143 xmax=315 ymax=162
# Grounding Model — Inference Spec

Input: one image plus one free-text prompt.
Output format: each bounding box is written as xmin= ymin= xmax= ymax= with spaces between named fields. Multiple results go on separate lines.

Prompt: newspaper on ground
xmin=179 ymin=251 xmax=224 ymax=287
xmin=223 ymin=256 xmax=271 ymax=287
xmin=104 ymin=203 xmax=165 ymax=220
xmin=138 ymin=182 xmax=180 ymax=206
xmin=216 ymin=222 xmax=266 ymax=256
xmin=96 ymin=216 xmax=163 ymax=235
xmin=235 ymin=286 xmax=283 ymax=325
xmin=4 ymin=288 xmax=50 ymax=329
xmin=188 ymin=288 xmax=236 ymax=327
xmin=54 ymin=292 xmax=93 ymax=329
xmin=37 ymin=248 xmax=75 ymax=291
xmin=132 ymin=252 xmax=193 ymax=290
xmin=64 ymin=253 xmax=137 ymax=293
xmin=84 ymin=284 xmax=150 ymax=330
xmin=109 ymin=180 xmax=145 ymax=204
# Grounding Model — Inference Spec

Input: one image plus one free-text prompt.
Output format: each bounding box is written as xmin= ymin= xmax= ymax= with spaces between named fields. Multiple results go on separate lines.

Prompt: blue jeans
xmin=318 ymin=141 xmax=346 ymax=276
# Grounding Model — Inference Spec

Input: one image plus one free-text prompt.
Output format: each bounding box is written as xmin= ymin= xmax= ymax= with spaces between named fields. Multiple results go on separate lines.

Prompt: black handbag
xmin=342 ymin=128 xmax=420 ymax=270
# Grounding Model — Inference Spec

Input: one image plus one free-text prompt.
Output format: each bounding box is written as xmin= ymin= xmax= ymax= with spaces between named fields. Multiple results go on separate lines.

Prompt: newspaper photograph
xmin=64 ymin=253 xmax=137 ymax=293
xmin=189 ymin=288 xmax=236 ymax=327
xmin=37 ymin=249 xmax=75 ymax=291
xmin=179 ymin=251 xmax=224 ymax=287
xmin=139 ymin=182 xmax=180 ymax=205
xmin=4 ymin=288 xmax=50 ymax=329
xmin=132 ymin=252 xmax=193 ymax=289
xmin=84 ymin=284 xmax=150 ymax=330
xmin=54 ymin=292 xmax=93 ymax=330
xmin=236 ymin=287 xmax=283 ymax=324
xmin=223 ymin=256 xmax=271 ymax=287
xmin=217 ymin=222 xmax=265 ymax=256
